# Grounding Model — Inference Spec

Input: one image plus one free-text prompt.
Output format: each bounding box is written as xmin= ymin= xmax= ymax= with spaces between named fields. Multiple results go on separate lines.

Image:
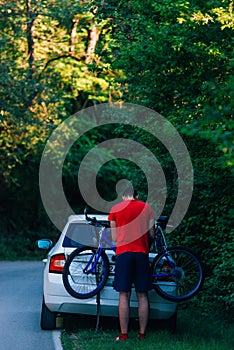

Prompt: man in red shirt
xmin=108 ymin=187 xmax=155 ymax=341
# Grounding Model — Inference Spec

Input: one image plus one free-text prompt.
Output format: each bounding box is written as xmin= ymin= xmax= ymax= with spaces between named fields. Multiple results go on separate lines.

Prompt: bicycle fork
xmin=83 ymin=249 xmax=102 ymax=275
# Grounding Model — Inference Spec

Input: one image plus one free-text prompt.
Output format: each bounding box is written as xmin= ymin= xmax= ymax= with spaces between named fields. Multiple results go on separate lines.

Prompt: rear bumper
xmin=44 ymin=275 xmax=177 ymax=320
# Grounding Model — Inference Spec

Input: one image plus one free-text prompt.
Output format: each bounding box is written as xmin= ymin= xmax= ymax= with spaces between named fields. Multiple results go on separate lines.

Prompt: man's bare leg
xmin=118 ymin=291 xmax=131 ymax=334
xmin=137 ymin=292 xmax=149 ymax=335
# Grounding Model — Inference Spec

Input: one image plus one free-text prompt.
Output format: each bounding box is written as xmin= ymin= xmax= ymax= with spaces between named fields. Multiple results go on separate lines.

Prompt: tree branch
xmin=26 ymin=0 xmax=37 ymax=76
xmin=38 ymin=54 xmax=84 ymax=79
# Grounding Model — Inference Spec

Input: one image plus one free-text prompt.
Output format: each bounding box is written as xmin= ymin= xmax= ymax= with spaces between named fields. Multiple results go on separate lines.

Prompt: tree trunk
xmin=70 ymin=17 xmax=80 ymax=55
xmin=86 ymin=24 xmax=99 ymax=64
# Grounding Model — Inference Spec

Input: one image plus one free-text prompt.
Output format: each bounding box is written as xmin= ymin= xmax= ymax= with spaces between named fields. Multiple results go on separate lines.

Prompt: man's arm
xmin=148 ymin=218 xmax=155 ymax=247
xmin=148 ymin=219 xmax=155 ymax=239
xmin=110 ymin=220 xmax=117 ymax=242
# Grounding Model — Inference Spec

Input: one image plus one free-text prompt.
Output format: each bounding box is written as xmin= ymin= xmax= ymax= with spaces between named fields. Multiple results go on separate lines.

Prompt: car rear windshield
xmin=62 ymin=223 xmax=98 ymax=248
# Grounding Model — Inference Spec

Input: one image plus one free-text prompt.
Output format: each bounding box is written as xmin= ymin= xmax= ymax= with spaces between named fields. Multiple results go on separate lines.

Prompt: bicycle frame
xmin=99 ymin=228 xmax=116 ymax=252
xmin=84 ymin=227 xmax=115 ymax=275
xmin=86 ymin=223 xmax=175 ymax=281
xmin=151 ymin=226 xmax=177 ymax=279
xmin=154 ymin=225 xmax=168 ymax=252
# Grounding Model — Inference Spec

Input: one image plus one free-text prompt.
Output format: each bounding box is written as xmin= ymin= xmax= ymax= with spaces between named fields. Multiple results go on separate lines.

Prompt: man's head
xmin=122 ymin=187 xmax=138 ymax=200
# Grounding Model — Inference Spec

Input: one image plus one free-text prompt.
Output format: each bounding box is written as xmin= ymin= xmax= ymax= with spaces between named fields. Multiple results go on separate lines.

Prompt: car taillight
xmin=49 ymin=254 xmax=66 ymax=273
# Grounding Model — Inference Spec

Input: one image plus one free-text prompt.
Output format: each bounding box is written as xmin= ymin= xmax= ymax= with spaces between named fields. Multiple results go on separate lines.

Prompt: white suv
xmin=38 ymin=214 xmax=177 ymax=331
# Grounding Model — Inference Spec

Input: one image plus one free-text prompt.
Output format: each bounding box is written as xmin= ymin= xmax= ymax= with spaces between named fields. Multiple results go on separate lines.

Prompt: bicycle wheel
xmin=63 ymin=246 xmax=110 ymax=299
xmin=151 ymin=246 xmax=203 ymax=302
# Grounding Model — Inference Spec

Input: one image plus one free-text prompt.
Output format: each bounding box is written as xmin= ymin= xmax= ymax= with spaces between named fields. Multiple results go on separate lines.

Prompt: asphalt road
xmin=0 ymin=261 xmax=59 ymax=350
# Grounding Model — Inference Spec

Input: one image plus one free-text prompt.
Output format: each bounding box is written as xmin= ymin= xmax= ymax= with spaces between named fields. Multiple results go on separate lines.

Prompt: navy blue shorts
xmin=114 ymin=252 xmax=153 ymax=293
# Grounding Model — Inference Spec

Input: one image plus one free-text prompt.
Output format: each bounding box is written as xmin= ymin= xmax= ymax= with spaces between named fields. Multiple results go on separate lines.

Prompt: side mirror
xmin=37 ymin=239 xmax=53 ymax=250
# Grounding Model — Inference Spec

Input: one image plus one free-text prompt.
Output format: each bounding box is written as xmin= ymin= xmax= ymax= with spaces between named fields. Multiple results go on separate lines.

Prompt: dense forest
xmin=0 ymin=0 xmax=233 ymax=314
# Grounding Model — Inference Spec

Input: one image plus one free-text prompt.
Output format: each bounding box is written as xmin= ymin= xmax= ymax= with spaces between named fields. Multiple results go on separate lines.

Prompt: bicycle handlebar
xmin=84 ymin=208 xmax=110 ymax=228
xmin=84 ymin=208 xmax=168 ymax=230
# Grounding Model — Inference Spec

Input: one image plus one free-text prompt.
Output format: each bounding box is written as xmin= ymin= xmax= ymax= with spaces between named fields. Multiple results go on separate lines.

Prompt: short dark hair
xmin=123 ymin=187 xmax=138 ymax=199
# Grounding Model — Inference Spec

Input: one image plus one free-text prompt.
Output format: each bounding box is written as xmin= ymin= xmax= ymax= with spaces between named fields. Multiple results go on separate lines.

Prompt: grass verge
xmin=61 ymin=306 xmax=234 ymax=350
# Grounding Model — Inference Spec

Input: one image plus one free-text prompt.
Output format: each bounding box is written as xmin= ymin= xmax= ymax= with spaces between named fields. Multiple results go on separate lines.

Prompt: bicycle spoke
xmin=152 ymin=247 xmax=203 ymax=302
xmin=63 ymin=247 xmax=109 ymax=299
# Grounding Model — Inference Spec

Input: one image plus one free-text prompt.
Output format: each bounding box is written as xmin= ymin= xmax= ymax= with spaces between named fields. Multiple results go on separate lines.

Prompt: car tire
xmin=161 ymin=309 xmax=177 ymax=333
xmin=40 ymin=298 xmax=57 ymax=330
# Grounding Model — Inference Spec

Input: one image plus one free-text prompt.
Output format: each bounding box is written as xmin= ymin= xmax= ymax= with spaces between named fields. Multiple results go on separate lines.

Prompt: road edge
xmin=52 ymin=330 xmax=64 ymax=350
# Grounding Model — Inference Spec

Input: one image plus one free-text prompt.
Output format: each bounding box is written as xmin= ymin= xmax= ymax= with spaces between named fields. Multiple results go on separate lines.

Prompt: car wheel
xmin=40 ymin=298 xmax=57 ymax=330
xmin=155 ymin=309 xmax=177 ymax=333
xmin=165 ymin=309 xmax=177 ymax=333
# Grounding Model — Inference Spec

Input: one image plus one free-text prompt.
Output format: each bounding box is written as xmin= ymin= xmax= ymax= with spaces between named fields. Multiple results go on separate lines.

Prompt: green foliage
xmin=0 ymin=0 xmax=119 ymax=184
xmin=0 ymin=0 xmax=119 ymax=237
xmin=97 ymin=0 xmax=233 ymax=168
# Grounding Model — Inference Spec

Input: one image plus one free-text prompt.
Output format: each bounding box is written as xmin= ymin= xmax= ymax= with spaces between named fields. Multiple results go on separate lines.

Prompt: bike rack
xmin=95 ymin=291 xmax=101 ymax=332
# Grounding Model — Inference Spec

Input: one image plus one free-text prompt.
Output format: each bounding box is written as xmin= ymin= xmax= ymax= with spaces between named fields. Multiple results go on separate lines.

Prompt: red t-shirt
xmin=108 ymin=200 xmax=155 ymax=255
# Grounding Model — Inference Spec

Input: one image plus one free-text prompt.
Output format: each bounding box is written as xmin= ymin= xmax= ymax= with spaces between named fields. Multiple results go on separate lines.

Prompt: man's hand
xmin=110 ymin=220 xmax=117 ymax=242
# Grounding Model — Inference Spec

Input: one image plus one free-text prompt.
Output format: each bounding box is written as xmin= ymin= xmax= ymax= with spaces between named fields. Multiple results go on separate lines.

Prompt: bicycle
xmin=63 ymin=210 xmax=203 ymax=302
